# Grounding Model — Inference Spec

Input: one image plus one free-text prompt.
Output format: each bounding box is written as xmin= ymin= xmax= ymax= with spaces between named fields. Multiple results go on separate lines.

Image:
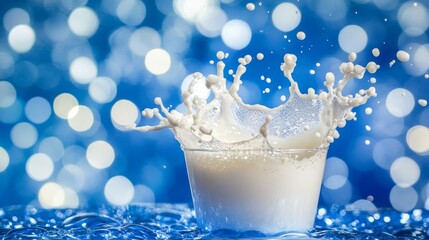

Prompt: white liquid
xmin=185 ymin=148 xmax=327 ymax=233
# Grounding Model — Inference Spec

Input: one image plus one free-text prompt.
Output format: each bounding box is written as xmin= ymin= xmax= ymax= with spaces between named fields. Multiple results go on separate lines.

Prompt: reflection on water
xmin=0 ymin=204 xmax=427 ymax=239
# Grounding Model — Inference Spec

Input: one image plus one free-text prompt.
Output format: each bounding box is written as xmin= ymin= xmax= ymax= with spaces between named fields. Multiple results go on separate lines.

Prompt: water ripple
xmin=0 ymin=204 xmax=427 ymax=239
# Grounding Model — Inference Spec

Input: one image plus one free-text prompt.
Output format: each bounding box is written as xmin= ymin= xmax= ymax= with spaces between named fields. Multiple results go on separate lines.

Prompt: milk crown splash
xmin=134 ymin=52 xmax=377 ymax=150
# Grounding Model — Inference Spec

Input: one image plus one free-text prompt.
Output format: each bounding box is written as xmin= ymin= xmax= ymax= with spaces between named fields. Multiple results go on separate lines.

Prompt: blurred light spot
xmin=386 ymin=88 xmax=415 ymax=117
xmin=373 ymin=138 xmax=404 ymax=170
xmin=62 ymin=187 xmax=79 ymax=208
xmin=3 ymin=8 xmax=30 ymax=32
xmin=338 ymin=25 xmax=367 ymax=53
xmin=116 ymin=0 xmax=146 ymax=26
xmin=0 ymin=81 xmax=16 ymax=108
xmin=86 ymin=140 xmax=115 ymax=169
xmin=413 ymin=44 xmax=429 ymax=76
xmin=69 ymin=57 xmax=98 ymax=84
xmin=145 ymin=48 xmax=171 ymax=75
xmin=390 ymin=185 xmax=418 ymax=212
xmin=8 ymin=24 xmax=35 ymax=53
xmin=349 ymin=199 xmax=377 ymax=211
xmin=0 ymin=147 xmax=9 ymax=173
xmin=196 ymin=7 xmax=227 ymax=37
xmin=11 ymin=122 xmax=38 ymax=149
xmin=25 ymin=97 xmax=51 ymax=124
xmin=67 ymin=105 xmax=94 ymax=132
xmin=181 ymin=74 xmax=210 ymax=99
xmin=323 ymin=157 xmax=349 ymax=190
xmin=61 ymin=0 xmax=88 ymax=10
xmin=104 ymin=176 xmax=134 ymax=205
xmin=398 ymin=2 xmax=429 ymax=36
xmin=315 ymin=0 xmax=348 ymax=22
xmin=38 ymin=137 xmax=64 ymax=162
xmin=163 ymin=27 xmax=189 ymax=54
xmin=390 ymin=157 xmax=420 ymax=188
xmin=57 ymin=165 xmax=85 ymax=191
xmin=272 ymin=3 xmax=301 ymax=32
xmin=38 ymin=182 xmax=65 ymax=209
xmin=26 ymin=153 xmax=54 ymax=181
xmin=173 ymin=0 xmax=217 ymax=23
xmin=128 ymin=27 xmax=162 ymax=56
xmin=133 ymin=184 xmax=155 ymax=203
xmin=406 ymin=125 xmax=429 ymax=154
xmin=221 ymin=19 xmax=251 ymax=50
xmin=53 ymin=93 xmax=79 ymax=120
xmin=111 ymin=99 xmax=139 ymax=129
xmin=13 ymin=61 xmax=38 ymax=87
xmin=68 ymin=7 xmax=99 ymax=37
xmin=89 ymin=77 xmax=117 ymax=104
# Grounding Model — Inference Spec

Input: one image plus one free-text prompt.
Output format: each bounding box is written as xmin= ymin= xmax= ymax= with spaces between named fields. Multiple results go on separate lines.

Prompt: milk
xmin=185 ymin=148 xmax=327 ymax=233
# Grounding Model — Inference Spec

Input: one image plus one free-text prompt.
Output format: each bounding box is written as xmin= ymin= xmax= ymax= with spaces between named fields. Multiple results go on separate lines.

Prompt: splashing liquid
xmin=134 ymin=52 xmax=377 ymax=151
xmin=132 ymin=52 xmax=378 ymax=233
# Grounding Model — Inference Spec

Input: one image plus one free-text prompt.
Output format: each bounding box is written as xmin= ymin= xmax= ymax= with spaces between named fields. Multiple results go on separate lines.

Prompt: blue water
xmin=0 ymin=204 xmax=427 ymax=239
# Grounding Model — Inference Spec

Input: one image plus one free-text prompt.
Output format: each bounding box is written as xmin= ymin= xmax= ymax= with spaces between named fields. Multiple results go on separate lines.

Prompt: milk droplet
xmin=264 ymin=88 xmax=270 ymax=93
xmin=228 ymin=69 xmax=233 ymax=75
xmin=280 ymin=95 xmax=286 ymax=102
xmin=316 ymin=63 xmax=321 ymax=67
xmin=260 ymin=75 xmax=265 ymax=80
xmin=348 ymin=52 xmax=357 ymax=62
xmin=389 ymin=60 xmax=396 ymax=67
xmin=418 ymin=99 xmax=427 ymax=107
xmin=256 ymin=53 xmax=264 ymax=60
xmin=366 ymin=62 xmax=379 ymax=74
xmin=216 ymin=51 xmax=225 ymax=60
xmin=303 ymin=125 xmax=309 ymax=131
xmin=309 ymin=69 xmax=315 ymax=75
xmin=266 ymin=78 xmax=271 ymax=83
xmin=296 ymin=31 xmax=306 ymax=40
xmin=365 ymin=125 xmax=371 ymax=131
xmin=396 ymin=50 xmax=410 ymax=62
xmin=365 ymin=107 xmax=373 ymax=115
xmin=370 ymin=77 xmax=376 ymax=84
xmin=246 ymin=3 xmax=255 ymax=11
xmin=365 ymin=139 xmax=370 ymax=145
xmin=425 ymin=74 xmax=429 ymax=79
xmin=372 ymin=48 xmax=380 ymax=57
xmin=209 ymin=60 xmax=214 ymax=64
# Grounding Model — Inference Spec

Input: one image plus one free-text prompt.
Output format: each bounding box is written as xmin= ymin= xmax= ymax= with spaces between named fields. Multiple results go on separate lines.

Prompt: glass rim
xmin=181 ymin=147 xmax=328 ymax=153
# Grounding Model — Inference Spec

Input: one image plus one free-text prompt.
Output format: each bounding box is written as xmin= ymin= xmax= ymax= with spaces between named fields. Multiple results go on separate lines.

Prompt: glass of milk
xmin=183 ymin=147 xmax=327 ymax=235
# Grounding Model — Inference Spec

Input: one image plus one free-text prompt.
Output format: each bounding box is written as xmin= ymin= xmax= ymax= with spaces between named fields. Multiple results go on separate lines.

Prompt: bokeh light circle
xmin=398 ymin=2 xmax=429 ymax=36
xmin=390 ymin=157 xmax=420 ymax=188
xmin=89 ymin=76 xmax=117 ymax=104
xmin=3 ymin=8 xmax=30 ymax=32
xmin=68 ymin=7 xmax=99 ymax=37
xmin=116 ymin=0 xmax=146 ymax=26
xmin=0 ymin=147 xmax=9 ymax=173
xmin=10 ymin=122 xmax=38 ymax=149
xmin=38 ymin=137 xmax=64 ymax=162
xmin=338 ymin=25 xmax=368 ymax=53
xmin=173 ymin=0 xmax=217 ymax=23
xmin=86 ymin=140 xmax=115 ymax=169
xmin=128 ymin=27 xmax=162 ymax=57
xmin=104 ymin=176 xmax=135 ymax=205
xmin=145 ymin=48 xmax=171 ymax=75
xmin=0 ymin=81 xmax=17 ymax=108
xmin=38 ymin=182 xmax=65 ymax=209
xmin=389 ymin=185 xmax=418 ymax=212
xmin=323 ymin=157 xmax=349 ymax=190
xmin=53 ymin=93 xmax=79 ymax=119
xmin=26 ymin=153 xmax=54 ymax=181
xmin=67 ymin=105 xmax=94 ymax=132
xmin=406 ymin=125 xmax=429 ymax=154
xmin=25 ymin=97 xmax=51 ymax=124
xmin=111 ymin=99 xmax=139 ymax=128
xmin=221 ymin=19 xmax=251 ymax=50
xmin=69 ymin=57 xmax=98 ymax=84
xmin=181 ymin=74 xmax=210 ymax=100
xmin=272 ymin=3 xmax=301 ymax=32
xmin=196 ymin=7 xmax=227 ymax=37
xmin=386 ymin=88 xmax=415 ymax=117
xmin=8 ymin=24 xmax=36 ymax=53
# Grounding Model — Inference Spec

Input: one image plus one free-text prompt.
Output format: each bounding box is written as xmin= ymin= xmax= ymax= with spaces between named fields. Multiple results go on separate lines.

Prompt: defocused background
xmin=0 ymin=0 xmax=428 ymax=212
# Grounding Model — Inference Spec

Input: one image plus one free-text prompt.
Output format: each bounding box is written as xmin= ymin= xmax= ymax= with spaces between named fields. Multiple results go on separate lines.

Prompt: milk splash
xmin=133 ymin=52 xmax=377 ymax=150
